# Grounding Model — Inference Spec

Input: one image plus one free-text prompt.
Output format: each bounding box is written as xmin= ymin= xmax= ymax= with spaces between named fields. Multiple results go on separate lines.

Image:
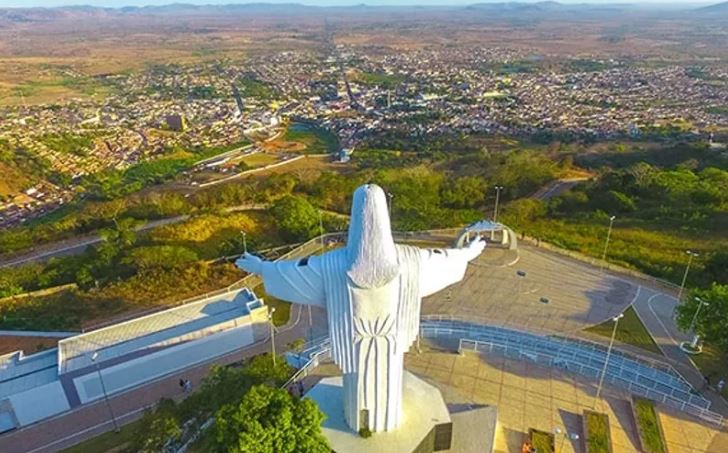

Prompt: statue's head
xmin=347 ymin=184 xmax=399 ymax=289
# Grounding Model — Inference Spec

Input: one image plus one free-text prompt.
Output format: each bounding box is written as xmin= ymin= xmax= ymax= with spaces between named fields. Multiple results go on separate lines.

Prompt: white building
xmin=0 ymin=288 xmax=269 ymax=433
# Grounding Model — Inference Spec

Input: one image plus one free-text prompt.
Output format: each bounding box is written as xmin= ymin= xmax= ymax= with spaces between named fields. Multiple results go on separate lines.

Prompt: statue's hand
xmin=465 ymin=235 xmax=486 ymax=260
xmin=235 ymin=252 xmax=264 ymax=275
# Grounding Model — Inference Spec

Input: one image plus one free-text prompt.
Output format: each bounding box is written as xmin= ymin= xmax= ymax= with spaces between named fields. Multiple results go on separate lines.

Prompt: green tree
xmin=441 ymin=176 xmax=486 ymax=209
xmin=122 ymin=245 xmax=199 ymax=272
xmin=270 ymin=196 xmax=319 ymax=242
xmin=214 ymin=385 xmax=329 ymax=453
xmin=134 ymin=398 xmax=182 ymax=453
xmin=676 ymin=284 xmax=728 ymax=349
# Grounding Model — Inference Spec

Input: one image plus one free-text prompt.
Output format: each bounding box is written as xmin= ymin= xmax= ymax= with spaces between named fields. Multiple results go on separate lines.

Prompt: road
xmin=0 ymin=204 xmax=271 ymax=269
xmin=631 ymin=286 xmax=728 ymax=416
xmin=530 ymin=177 xmax=589 ymax=200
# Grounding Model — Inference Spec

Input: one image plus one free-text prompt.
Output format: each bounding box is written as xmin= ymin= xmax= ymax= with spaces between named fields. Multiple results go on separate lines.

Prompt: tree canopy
xmin=214 ymin=385 xmax=329 ymax=453
xmin=676 ymin=284 xmax=728 ymax=349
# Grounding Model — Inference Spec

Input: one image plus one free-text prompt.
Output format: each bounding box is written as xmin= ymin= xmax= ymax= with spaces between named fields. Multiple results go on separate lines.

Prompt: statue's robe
xmin=258 ymin=244 xmax=475 ymax=432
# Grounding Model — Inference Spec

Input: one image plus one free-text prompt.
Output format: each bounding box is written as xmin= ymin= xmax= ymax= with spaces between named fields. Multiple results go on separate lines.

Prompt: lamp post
xmin=90 ymin=352 xmax=119 ymax=433
xmin=677 ymin=250 xmax=698 ymax=303
xmin=554 ymin=428 xmax=580 ymax=453
xmin=688 ymin=297 xmax=709 ymax=349
xmin=493 ymin=186 xmax=504 ymax=223
xmin=268 ymin=307 xmax=277 ymax=366
xmin=600 ymin=215 xmax=616 ymax=271
xmin=594 ymin=312 xmax=624 ymax=408
xmin=386 ymin=192 xmax=394 ymax=217
xmin=240 ymin=230 xmax=248 ymax=254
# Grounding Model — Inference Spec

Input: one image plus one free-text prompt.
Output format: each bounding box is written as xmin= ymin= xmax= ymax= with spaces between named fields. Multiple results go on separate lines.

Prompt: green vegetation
xmin=215 ymin=384 xmax=329 ymax=453
xmin=352 ymin=71 xmax=405 ymax=89
xmin=690 ymin=344 xmax=728 ymax=398
xmin=60 ymin=418 xmax=143 ymax=453
xmin=530 ymin=428 xmax=554 ymax=453
xmin=38 ymin=132 xmax=97 ymax=157
xmin=503 ymin=142 xmax=728 ymax=288
xmin=632 ymin=397 xmax=667 ymax=453
xmin=270 ymin=195 xmax=322 ymax=243
xmin=238 ymin=75 xmax=276 ymax=100
xmin=585 ymin=307 xmax=662 ymax=355
xmin=68 ymin=353 xmax=298 ymax=453
xmin=252 ymin=283 xmax=290 ymax=327
xmin=584 ymin=411 xmax=612 ymax=453
xmin=282 ymin=123 xmax=339 ymax=154
xmin=676 ymin=284 xmax=728 ymax=383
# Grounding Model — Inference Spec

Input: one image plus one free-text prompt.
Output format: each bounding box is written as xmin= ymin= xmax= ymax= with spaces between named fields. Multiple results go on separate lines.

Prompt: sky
xmin=0 ymin=0 xmax=717 ymax=7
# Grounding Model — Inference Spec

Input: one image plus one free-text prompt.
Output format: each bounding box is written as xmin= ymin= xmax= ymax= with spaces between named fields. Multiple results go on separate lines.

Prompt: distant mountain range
xmin=0 ymin=1 xmax=724 ymax=24
xmin=696 ymin=0 xmax=728 ymax=12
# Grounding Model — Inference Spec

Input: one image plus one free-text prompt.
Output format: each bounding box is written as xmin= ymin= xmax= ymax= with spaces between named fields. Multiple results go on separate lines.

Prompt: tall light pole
xmin=493 ymin=186 xmax=504 ymax=223
xmin=600 ymin=215 xmax=616 ymax=271
xmin=386 ymin=192 xmax=394 ymax=217
xmin=688 ymin=297 xmax=709 ymax=349
xmin=594 ymin=312 xmax=624 ymax=408
xmin=240 ymin=230 xmax=248 ymax=254
xmin=268 ymin=307 xmax=277 ymax=366
xmin=677 ymin=250 xmax=698 ymax=303
xmin=90 ymin=352 xmax=119 ymax=433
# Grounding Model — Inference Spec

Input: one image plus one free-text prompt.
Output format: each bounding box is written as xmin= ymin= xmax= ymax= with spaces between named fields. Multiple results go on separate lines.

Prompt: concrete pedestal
xmin=306 ymin=371 xmax=452 ymax=453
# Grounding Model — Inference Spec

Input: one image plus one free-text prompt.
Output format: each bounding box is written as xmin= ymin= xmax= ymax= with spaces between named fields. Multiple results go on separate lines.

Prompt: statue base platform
xmin=307 ymin=371 xmax=486 ymax=453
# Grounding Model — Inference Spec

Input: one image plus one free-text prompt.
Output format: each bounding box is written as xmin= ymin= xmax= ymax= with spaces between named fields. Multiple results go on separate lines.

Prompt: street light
xmin=90 ymin=352 xmax=120 ymax=433
xmin=554 ymin=428 xmax=580 ymax=453
xmin=386 ymin=192 xmax=394 ymax=217
xmin=600 ymin=215 xmax=616 ymax=271
xmin=268 ymin=307 xmax=277 ymax=366
xmin=493 ymin=186 xmax=504 ymax=223
xmin=677 ymin=250 xmax=699 ymax=303
xmin=593 ymin=312 xmax=624 ymax=408
xmin=688 ymin=297 xmax=709 ymax=349
xmin=240 ymin=230 xmax=248 ymax=254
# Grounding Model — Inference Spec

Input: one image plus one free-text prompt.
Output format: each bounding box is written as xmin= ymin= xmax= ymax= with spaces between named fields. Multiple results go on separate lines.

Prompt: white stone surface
xmin=8 ymin=381 xmax=69 ymax=426
xmin=236 ymin=183 xmax=483 ymax=432
xmin=306 ymin=371 xmax=451 ymax=453
xmin=74 ymin=324 xmax=254 ymax=403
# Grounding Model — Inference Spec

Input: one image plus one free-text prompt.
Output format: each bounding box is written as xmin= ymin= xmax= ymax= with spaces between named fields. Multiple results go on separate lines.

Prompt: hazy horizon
xmin=0 ymin=0 xmax=719 ymax=9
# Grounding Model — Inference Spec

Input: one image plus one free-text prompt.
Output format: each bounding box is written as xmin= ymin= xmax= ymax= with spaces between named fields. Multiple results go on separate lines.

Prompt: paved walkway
xmin=423 ymin=244 xmax=637 ymax=335
xmin=406 ymin=347 xmax=728 ymax=453
xmin=0 ymin=304 xmax=327 ymax=453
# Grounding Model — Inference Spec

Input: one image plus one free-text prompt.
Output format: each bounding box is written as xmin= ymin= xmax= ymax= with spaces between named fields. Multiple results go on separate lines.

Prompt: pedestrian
xmin=297 ymin=380 xmax=304 ymax=396
xmin=184 ymin=379 xmax=192 ymax=393
xmin=718 ymin=378 xmax=725 ymax=393
xmin=179 ymin=378 xmax=185 ymax=391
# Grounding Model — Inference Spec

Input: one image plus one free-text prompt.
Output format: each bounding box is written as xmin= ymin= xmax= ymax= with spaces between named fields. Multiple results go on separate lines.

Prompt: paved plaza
xmin=404 ymin=346 xmax=728 ymax=453
xmin=423 ymin=244 xmax=637 ymax=334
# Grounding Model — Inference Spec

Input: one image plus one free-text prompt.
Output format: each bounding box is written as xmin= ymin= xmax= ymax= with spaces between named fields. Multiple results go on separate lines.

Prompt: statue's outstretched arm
xmin=236 ymin=253 xmax=326 ymax=307
xmin=418 ymin=237 xmax=485 ymax=297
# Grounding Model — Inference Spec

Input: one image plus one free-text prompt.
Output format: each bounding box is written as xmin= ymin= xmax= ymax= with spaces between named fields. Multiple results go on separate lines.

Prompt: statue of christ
xmin=236 ymin=184 xmax=484 ymax=433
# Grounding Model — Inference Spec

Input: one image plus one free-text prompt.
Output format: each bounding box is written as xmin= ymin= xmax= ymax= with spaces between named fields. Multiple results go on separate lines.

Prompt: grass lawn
xmin=60 ymin=418 xmax=140 ymax=453
xmin=240 ymin=152 xmax=279 ymax=168
xmin=690 ymin=344 xmax=728 ymax=398
xmin=530 ymin=428 xmax=554 ymax=453
xmin=633 ymin=397 xmax=667 ymax=453
xmin=584 ymin=306 xmax=662 ymax=355
xmin=584 ymin=410 xmax=612 ymax=453
xmin=252 ymin=283 xmax=291 ymax=327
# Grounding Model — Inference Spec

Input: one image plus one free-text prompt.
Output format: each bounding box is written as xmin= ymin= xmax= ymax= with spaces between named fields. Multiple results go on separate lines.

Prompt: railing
xmin=457 ymin=338 xmax=724 ymax=427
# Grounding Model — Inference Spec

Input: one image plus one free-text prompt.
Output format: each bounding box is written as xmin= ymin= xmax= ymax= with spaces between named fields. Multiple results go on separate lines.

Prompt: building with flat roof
xmin=0 ymin=287 xmax=268 ymax=433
